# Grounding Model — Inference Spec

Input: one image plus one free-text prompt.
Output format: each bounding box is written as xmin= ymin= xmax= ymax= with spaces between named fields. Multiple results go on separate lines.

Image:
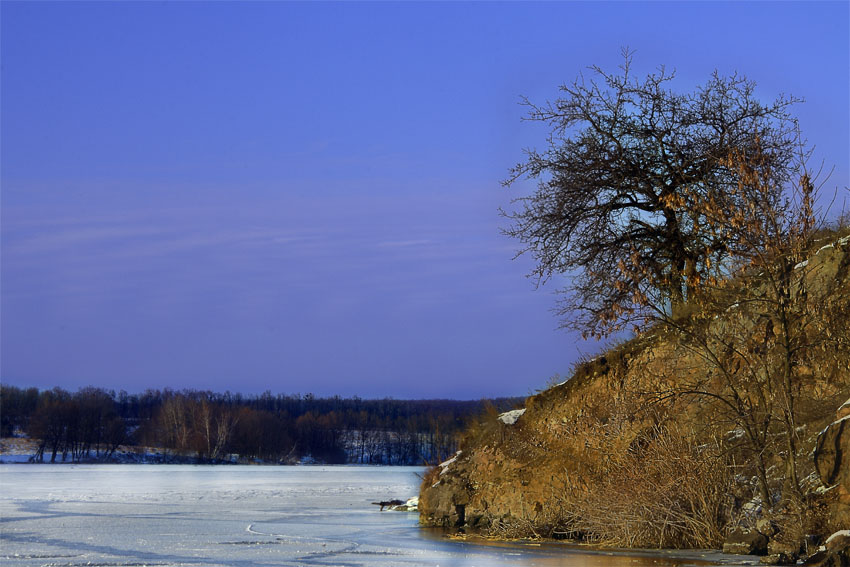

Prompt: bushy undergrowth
xmin=547 ymin=425 xmax=734 ymax=548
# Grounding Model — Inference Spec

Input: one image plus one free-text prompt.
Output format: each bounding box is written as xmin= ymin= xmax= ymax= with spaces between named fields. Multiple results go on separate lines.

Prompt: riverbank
xmin=0 ymin=463 xmax=763 ymax=567
xmin=419 ymin=236 xmax=850 ymax=566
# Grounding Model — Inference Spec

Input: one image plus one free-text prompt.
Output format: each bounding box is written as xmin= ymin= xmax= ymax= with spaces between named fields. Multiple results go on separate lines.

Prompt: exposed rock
xmin=827 ymin=531 xmax=850 ymax=553
xmin=836 ymin=400 xmax=850 ymax=421
xmin=761 ymin=552 xmax=798 ymax=565
xmin=757 ymin=518 xmax=779 ymax=538
xmin=799 ymin=532 xmax=850 ymax=566
xmin=438 ymin=451 xmax=462 ymax=475
xmin=419 ymin=451 xmax=474 ymax=528
xmin=388 ymin=496 xmax=419 ymax=512
xmin=761 ymin=539 xmax=800 ymax=564
xmin=814 ymin=401 xmax=850 ymax=527
xmin=769 ymin=539 xmax=800 ymax=555
xmin=419 ymin=240 xmax=850 ymax=549
xmin=723 ymin=527 xmax=769 ymax=556
xmin=802 ymin=549 xmax=850 ymax=567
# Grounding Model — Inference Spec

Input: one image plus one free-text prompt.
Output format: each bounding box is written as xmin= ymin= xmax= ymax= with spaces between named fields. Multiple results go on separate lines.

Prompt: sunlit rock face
xmin=419 ymin=345 xmax=710 ymax=539
xmin=421 ymin=239 xmax=850 ymax=548
xmin=815 ymin=398 xmax=850 ymax=527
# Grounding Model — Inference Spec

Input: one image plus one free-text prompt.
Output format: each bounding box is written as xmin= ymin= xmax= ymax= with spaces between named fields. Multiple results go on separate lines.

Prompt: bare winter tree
xmin=652 ymin=142 xmax=849 ymax=508
xmin=503 ymin=51 xmax=802 ymax=338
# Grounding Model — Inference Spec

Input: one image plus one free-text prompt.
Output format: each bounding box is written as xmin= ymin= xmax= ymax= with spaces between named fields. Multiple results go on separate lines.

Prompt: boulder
xmin=760 ymin=540 xmax=800 ymax=565
xmin=761 ymin=553 xmax=798 ymax=565
xmin=724 ymin=527 xmax=769 ymax=555
xmin=802 ymin=531 xmax=850 ymax=567
xmin=802 ymin=550 xmax=850 ymax=567
xmin=768 ymin=539 xmax=801 ymax=556
xmin=827 ymin=532 xmax=850 ymax=553
xmin=814 ymin=399 xmax=850 ymax=527
xmin=815 ymin=411 xmax=850 ymax=487
xmin=389 ymin=497 xmax=419 ymax=512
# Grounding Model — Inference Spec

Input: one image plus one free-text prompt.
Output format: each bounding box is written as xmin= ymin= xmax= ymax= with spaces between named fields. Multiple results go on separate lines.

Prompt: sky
xmin=2 ymin=1 xmax=848 ymax=399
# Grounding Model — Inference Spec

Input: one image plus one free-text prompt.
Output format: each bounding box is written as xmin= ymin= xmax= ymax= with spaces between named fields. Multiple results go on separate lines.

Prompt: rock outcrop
xmin=815 ymin=400 xmax=850 ymax=529
xmin=802 ymin=531 xmax=850 ymax=566
xmin=420 ymin=236 xmax=850 ymax=549
xmin=723 ymin=526 xmax=768 ymax=555
xmin=420 ymin=338 xmax=746 ymax=545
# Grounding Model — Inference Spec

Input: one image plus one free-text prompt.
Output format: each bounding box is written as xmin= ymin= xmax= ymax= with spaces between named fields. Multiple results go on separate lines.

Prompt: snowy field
xmin=0 ymin=464 xmax=754 ymax=567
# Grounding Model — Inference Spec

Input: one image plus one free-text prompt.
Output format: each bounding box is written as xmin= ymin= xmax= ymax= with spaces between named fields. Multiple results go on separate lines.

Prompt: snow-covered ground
xmin=0 ymin=464 xmax=754 ymax=566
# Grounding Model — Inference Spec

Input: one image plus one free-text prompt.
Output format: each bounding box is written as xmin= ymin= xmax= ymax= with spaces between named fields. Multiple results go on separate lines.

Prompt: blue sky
xmin=2 ymin=1 xmax=848 ymax=398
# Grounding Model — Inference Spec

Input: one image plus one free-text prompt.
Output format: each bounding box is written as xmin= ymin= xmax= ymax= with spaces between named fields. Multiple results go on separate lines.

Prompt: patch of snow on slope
xmin=498 ymin=409 xmax=526 ymax=425
xmin=439 ymin=451 xmax=462 ymax=475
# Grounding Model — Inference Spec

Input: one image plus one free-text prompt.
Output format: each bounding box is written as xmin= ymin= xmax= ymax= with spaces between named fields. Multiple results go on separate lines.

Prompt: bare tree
xmin=644 ymin=141 xmax=848 ymax=506
xmin=503 ymin=50 xmax=801 ymax=338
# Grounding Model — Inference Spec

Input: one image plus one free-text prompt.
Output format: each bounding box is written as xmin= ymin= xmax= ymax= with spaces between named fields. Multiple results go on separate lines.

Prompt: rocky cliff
xmin=420 ymin=235 xmax=850 ymax=551
xmin=815 ymin=399 xmax=850 ymax=527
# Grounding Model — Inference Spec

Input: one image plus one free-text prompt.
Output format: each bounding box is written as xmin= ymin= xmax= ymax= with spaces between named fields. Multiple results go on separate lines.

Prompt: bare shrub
xmin=770 ymin=491 xmax=840 ymax=551
xmin=459 ymin=401 xmax=504 ymax=452
xmin=552 ymin=425 xmax=735 ymax=548
xmin=420 ymin=464 xmax=441 ymax=492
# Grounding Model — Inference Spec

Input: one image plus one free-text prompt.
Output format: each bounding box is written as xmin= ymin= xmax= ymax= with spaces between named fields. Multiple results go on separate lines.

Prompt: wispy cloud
xmin=3 ymin=226 xmax=167 ymax=256
xmin=376 ymin=239 xmax=433 ymax=248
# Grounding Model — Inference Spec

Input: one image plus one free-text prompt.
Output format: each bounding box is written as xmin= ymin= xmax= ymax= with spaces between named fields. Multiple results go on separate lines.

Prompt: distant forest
xmin=0 ymin=385 xmax=520 ymax=465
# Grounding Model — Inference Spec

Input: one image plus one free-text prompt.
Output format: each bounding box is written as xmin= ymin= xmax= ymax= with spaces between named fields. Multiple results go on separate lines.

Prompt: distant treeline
xmin=0 ymin=385 xmax=520 ymax=465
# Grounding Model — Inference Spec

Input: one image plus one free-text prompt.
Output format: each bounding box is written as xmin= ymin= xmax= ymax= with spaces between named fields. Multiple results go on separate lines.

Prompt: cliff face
xmin=420 ymin=337 xmax=734 ymax=542
xmin=815 ymin=399 xmax=850 ymax=526
xmin=420 ymin=236 xmax=850 ymax=548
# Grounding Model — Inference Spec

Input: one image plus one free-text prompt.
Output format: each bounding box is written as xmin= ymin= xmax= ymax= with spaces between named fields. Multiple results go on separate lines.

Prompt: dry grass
xmin=420 ymin=464 xmax=441 ymax=491
xmin=548 ymin=425 xmax=736 ymax=549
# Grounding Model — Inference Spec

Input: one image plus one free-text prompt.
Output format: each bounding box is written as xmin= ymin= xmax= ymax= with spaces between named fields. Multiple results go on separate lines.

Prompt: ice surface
xmin=1 ymin=464 xmax=753 ymax=566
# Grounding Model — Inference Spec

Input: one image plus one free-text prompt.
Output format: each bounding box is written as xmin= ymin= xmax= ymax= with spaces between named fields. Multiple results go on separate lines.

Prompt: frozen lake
xmin=0 ymin=464 xmax=754 ymax=567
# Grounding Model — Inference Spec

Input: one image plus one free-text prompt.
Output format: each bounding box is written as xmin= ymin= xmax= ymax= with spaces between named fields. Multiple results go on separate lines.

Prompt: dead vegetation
xmin=549 ymin=425 xmax=735 ymax=548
